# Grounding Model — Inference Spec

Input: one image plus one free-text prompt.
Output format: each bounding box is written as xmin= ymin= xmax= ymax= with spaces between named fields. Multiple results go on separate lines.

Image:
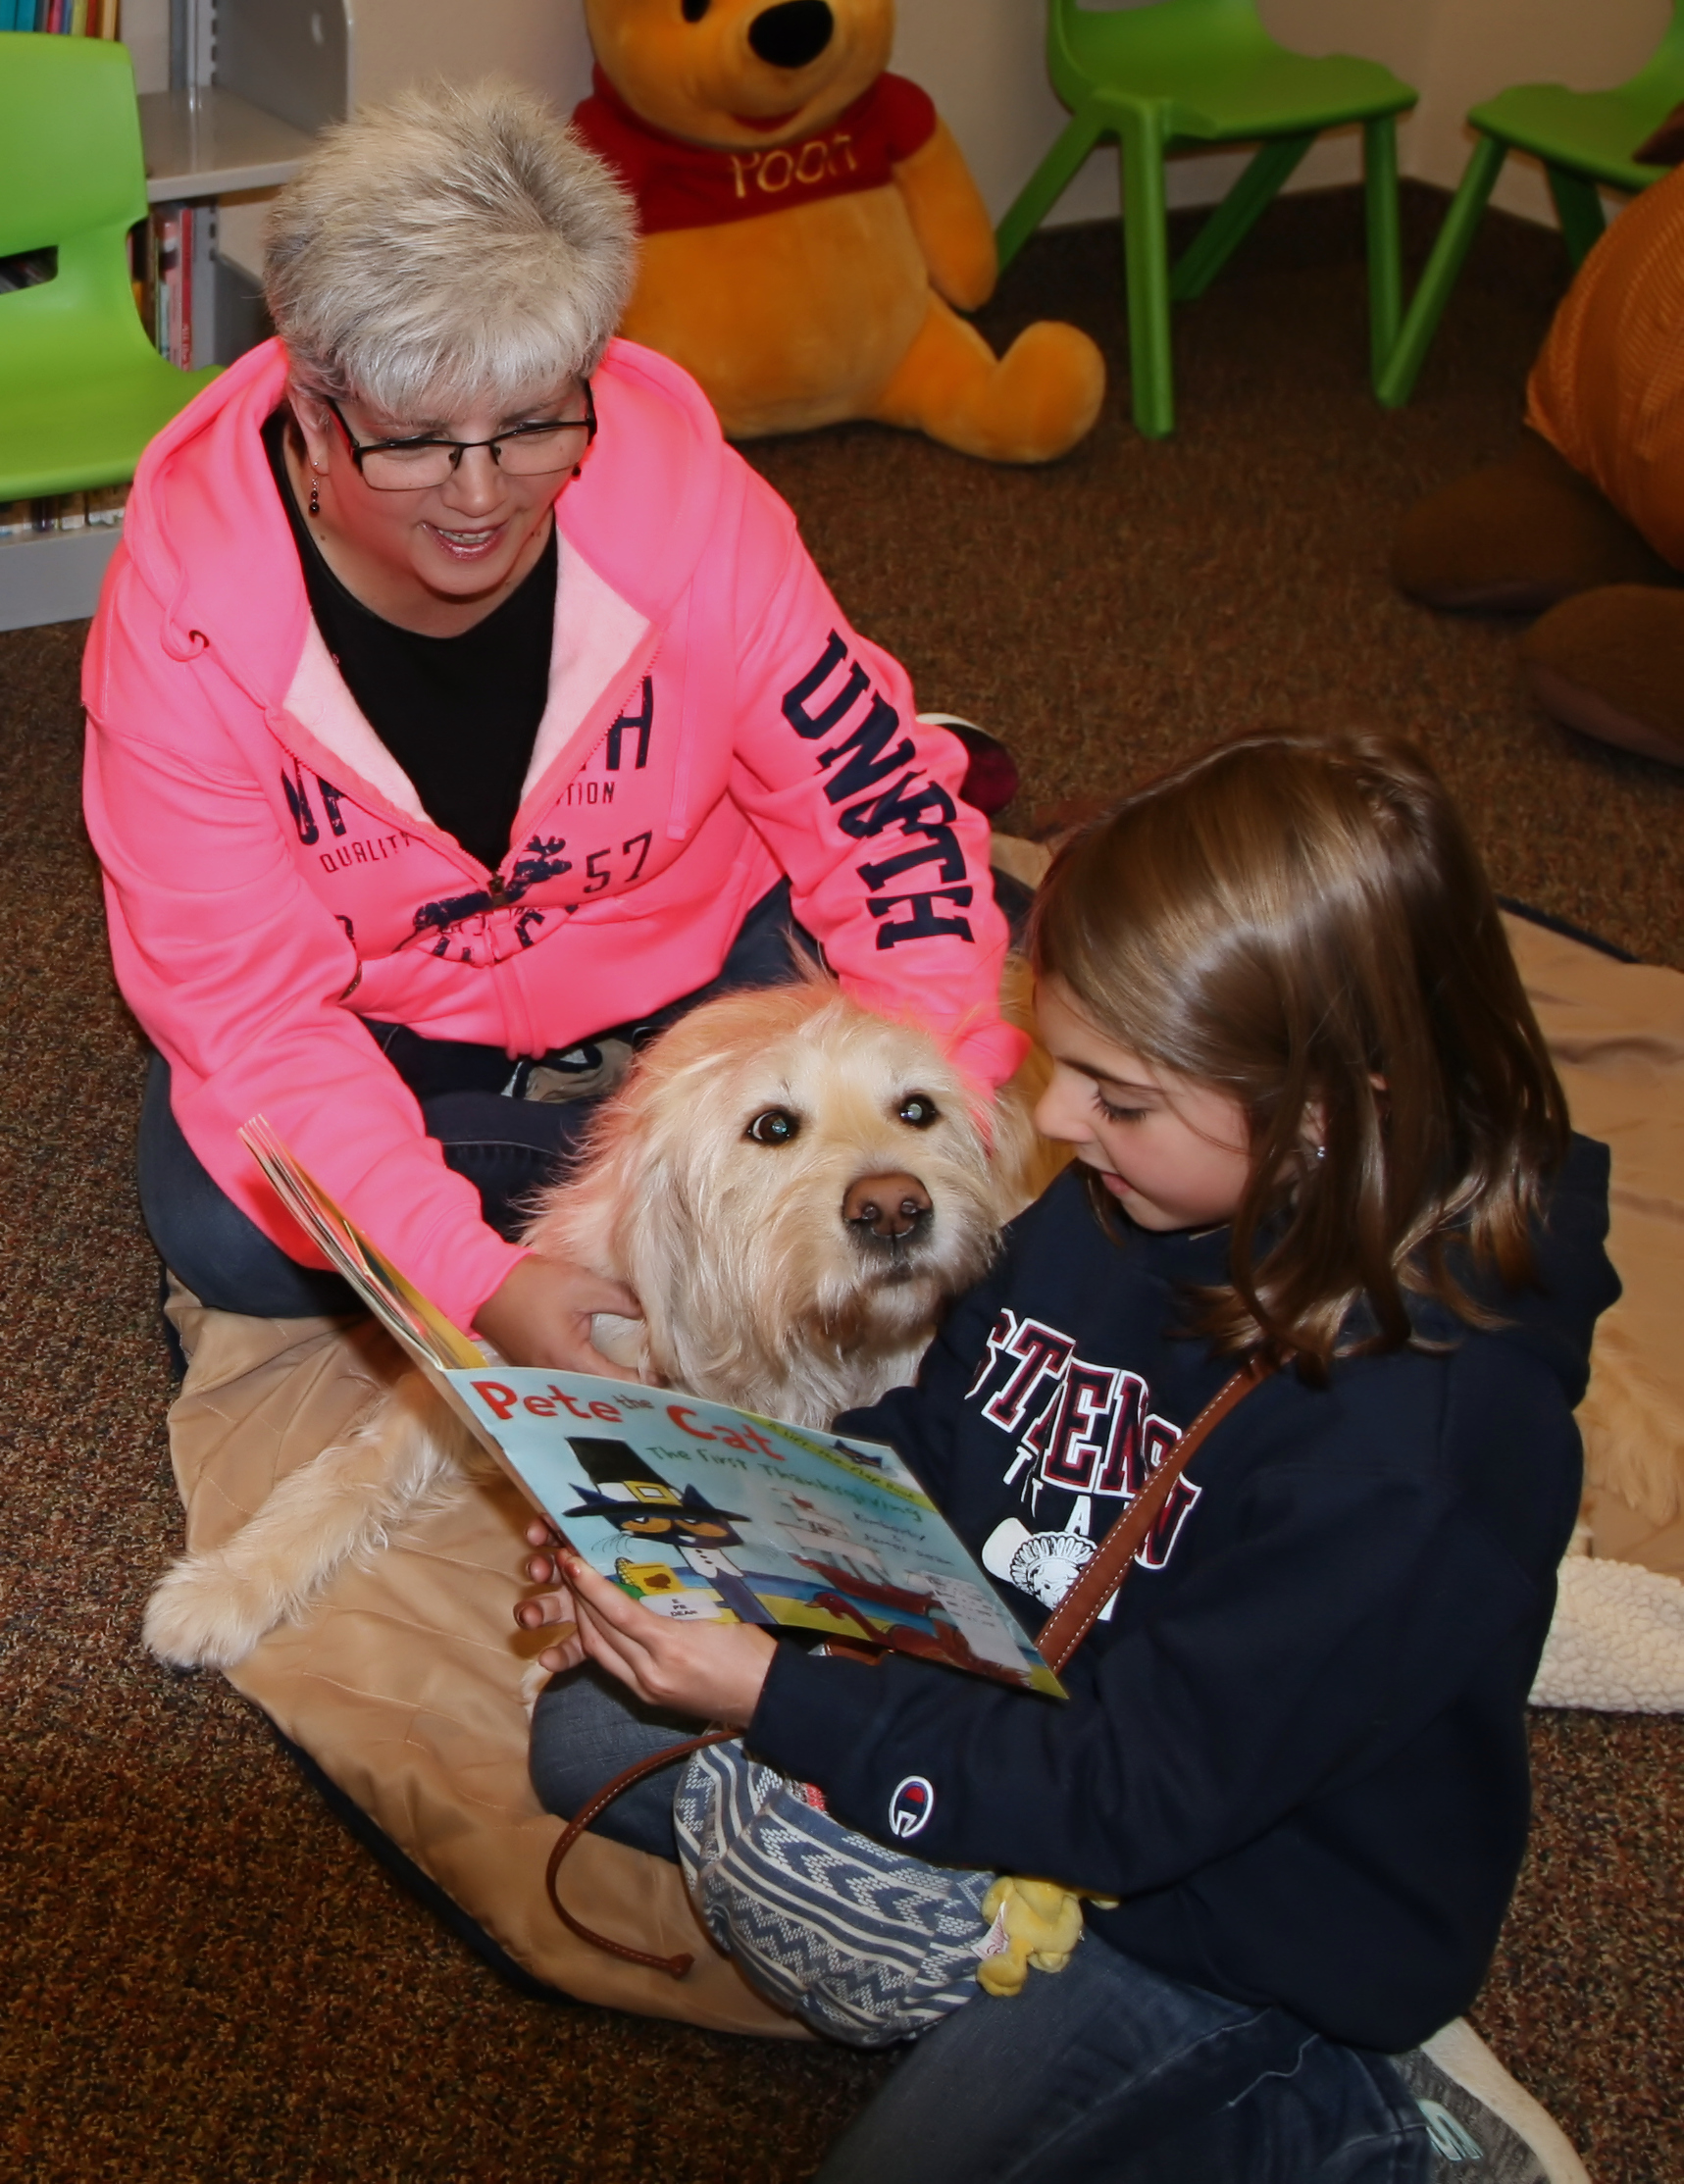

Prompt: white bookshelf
xmin=138 ymin=83 xmax=317 ymax=200
xmin=0 ymin=1 xmax=345 ymax=630
xmin=4 ymin=0 xmax=595 ymax=630
xmin=0 ymin=526 xmax=125 ymax=635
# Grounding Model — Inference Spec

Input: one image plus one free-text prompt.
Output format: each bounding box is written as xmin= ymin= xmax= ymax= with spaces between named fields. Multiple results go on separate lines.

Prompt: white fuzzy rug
xmin=1531 ymin=1553 xmax=1684 ymax=1711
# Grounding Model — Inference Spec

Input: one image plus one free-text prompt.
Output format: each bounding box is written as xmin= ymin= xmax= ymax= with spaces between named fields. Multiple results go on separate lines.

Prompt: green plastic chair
xmin=0 ymin=31 xmax=217 ymax=503
xmin=1376 ymin=4 xmax=1684 ymax=409
xmin=996 ymin=0 xmax=1416 ymax=437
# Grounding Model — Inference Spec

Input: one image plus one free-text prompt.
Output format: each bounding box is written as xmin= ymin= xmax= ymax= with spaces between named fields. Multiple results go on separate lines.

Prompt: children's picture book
xmin=452 ymin=1368 xmax=1063 ymax=1695
xmin=241 ymin=1118 xmax=1063 ymax=1699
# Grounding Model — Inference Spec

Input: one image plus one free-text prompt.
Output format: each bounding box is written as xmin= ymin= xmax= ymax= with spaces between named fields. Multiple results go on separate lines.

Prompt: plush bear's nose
xmin=748 ymin=0 xmax=834 ymax=71
xmin=842 ymin=1172 xmax=933 ymax=1241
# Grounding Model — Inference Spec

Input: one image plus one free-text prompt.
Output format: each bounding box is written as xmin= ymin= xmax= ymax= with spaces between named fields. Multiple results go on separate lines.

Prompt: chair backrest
xmin=1047 ymin=0 xmax=1270 ymax=107
xmin=1633 ymin=0 xmax=1684 ymax=95
xmin=0 ymin=32 xmax=153 ymax=365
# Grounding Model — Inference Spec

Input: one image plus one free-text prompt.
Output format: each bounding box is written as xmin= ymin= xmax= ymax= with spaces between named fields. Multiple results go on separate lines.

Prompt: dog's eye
xmin=896 ymin=1093 xmax=940 ymax=1130
xmin=682 ymin=0 xmax=709 ymax=20
xmin=745 ymin=1106 xmax=801 ymax=1145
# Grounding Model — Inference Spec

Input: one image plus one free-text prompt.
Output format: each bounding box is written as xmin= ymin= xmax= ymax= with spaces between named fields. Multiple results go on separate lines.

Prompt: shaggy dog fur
xmin=144 ymin=977 xmax=1040 ymax=1668
xmin=526 ymin=976 xmax=1036 ymax=1423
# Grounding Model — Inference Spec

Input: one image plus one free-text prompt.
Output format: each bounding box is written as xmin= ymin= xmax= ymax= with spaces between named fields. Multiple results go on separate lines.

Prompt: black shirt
xmin=262 ymin=408 xmax=555 ymax=874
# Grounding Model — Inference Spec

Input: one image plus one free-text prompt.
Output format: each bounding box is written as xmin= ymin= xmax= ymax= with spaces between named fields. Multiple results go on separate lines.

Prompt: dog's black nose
xmin=748 ymin=0 xmax=834 ymax=71
xmin=843 ymin=1172 xmax=932 ymax=1241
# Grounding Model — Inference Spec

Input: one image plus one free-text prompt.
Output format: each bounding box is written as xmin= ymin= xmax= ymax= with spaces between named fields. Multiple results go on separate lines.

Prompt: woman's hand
xmin=474 ymin=1252 xmax=641 ymax=1379
xmin=516 ymin=1521 xmax=777 ymax=1727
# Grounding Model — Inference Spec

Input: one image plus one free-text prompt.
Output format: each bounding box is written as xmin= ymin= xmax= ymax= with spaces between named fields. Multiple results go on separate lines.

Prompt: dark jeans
xmin=528 ymin=1670 xmax=1432 ymax=2184
xmin=139 ymin=879 xmax=814 ymax=1318
xmin=815 ymin=1937 xmax=1431 ymax=2184
xmin=530 ymin=1663 xmax=698 ymax=1860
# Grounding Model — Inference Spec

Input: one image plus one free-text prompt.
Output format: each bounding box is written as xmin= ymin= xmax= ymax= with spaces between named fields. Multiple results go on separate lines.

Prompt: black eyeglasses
xmin=325 ymin=381 xmax=597 ymax=490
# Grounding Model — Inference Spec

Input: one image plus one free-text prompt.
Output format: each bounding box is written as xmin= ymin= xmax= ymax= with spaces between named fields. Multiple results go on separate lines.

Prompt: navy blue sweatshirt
xmin=748 ymin=1137 xmax=1618 ymax=2053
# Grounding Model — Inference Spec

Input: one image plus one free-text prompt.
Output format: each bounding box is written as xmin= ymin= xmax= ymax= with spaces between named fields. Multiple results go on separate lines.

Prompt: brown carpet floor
xmin=2 ymin=184 xmax=1680 ymax=2183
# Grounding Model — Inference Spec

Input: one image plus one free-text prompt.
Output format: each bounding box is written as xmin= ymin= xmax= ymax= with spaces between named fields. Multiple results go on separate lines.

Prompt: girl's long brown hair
xmin=1032 ymin=733 xmax=1571 ymax=1380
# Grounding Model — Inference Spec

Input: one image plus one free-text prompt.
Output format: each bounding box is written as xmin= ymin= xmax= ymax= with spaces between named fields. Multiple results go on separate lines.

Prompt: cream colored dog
xmin=144 ymin=975 xmax=1040 ymax=1669
xmin=526 ymin=974 xmax=1035 ymax=1423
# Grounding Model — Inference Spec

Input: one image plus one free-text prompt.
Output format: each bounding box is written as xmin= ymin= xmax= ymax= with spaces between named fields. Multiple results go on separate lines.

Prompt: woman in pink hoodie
xmin=83 ymin=81 xmax=1025 ymax=1370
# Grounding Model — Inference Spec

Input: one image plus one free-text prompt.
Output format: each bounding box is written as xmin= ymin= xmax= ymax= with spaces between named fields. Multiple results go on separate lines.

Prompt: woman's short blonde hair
xmin=264 ymin=78 xmax=637 ymax=419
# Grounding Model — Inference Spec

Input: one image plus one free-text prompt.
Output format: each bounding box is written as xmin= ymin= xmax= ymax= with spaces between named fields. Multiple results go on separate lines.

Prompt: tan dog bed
xmin=158 ymin=903 xmax=1684 ymax=2015
xmin=164 ymin=1289 xmax=802 ymax=2031
xmin=1512 ymin=915 xmax=1684 ymax=1573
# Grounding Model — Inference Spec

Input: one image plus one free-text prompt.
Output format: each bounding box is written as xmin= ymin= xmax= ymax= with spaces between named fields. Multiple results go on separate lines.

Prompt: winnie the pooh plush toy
xmin=1393 ymin=150 xmax=1684 ymax=770
xmin=573 ymin=0 xmax=1106 ymax=463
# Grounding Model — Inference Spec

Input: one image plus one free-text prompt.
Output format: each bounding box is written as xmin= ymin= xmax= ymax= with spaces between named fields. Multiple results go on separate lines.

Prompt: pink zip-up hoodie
xmin=83 ymin=337 xmax=1025 ymax=1332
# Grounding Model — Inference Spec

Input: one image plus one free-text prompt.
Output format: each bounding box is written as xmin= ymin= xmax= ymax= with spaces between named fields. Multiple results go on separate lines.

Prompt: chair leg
xmin=996 ymin=115 xmax=1107 ymax=274
xmin=1374 ymin=130 xmax=1506 ymax=409
xmin=1546 ymin=165 xmax=1607 ymax=269
xmin=1363 ymin=115 xmax=1403 ymax=388
xmin=1119 ymin=112 xmax=1173 ymax=437
xmin=1170 ymin=133 xmax=1314 ymax=303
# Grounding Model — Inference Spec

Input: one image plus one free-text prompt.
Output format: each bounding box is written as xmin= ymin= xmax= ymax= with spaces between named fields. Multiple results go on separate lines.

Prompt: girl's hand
xmin=517 ymin=1521 xmax=776 ymax=1727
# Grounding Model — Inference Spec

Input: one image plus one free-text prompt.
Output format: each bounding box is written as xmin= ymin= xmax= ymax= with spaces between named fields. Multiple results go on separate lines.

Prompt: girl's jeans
xmin=816 ymin=1931 xmax=1433 ymax=2184
xmin=529 ymin=1667 xmax=1433 ymax=2184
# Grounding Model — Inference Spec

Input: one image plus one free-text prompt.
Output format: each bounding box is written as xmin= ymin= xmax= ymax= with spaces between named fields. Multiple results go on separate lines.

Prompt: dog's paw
xmin=142 ymin=1551 xmax=282 ymax=1669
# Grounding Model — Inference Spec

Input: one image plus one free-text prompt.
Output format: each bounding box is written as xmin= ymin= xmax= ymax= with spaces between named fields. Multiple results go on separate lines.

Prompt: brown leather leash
xmin=1035 ymin=1357 xmax=1274 ymax=1673
xmin=543 ymin=1727 xmax=736 ymax=1977
xmin=544 ymin=1356 xmax=1275 ymax=1976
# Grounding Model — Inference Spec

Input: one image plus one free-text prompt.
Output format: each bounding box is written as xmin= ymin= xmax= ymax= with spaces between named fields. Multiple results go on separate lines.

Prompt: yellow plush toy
xmin=573 ymin=0 xmax=1106 ymax=462
xmin=975 ymin=1875 xmax=1117 ymax=1998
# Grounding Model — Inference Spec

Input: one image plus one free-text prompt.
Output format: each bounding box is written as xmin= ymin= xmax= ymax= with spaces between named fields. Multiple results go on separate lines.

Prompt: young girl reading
xmin=521 ymin=732 xmax=1616 ymax=2181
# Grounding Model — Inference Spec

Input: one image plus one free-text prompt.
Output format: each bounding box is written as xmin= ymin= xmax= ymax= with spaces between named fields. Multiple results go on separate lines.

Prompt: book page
xmin=241 ymin=1116 xmax=484 ymax=1372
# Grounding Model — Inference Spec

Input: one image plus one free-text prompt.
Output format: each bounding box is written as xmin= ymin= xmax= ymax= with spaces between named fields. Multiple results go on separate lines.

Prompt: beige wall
xmin=1408 ymin=0 xmax=1669 ymax=224
xmin=891 ymin=0 xmax=1424 ymax=226
xmin=128 ymin=0 xmax=1676 ymax=247
xmin=348 ymin=0 xmax=593 ymax=112
xmin=895 ymin=0 xmax=1672 ymax=228
xmin=120 ymin=0 xmax=593 ymax=107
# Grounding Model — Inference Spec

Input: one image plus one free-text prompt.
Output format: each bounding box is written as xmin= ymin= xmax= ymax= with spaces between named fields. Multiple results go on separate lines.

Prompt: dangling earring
xmin=1314 ymin=1143 xmax=1326 ymax=1162
xmin=309 ymin=472 xmax=321 ymax=517
xmin=571 ymin=464 xmax=583 ymax=480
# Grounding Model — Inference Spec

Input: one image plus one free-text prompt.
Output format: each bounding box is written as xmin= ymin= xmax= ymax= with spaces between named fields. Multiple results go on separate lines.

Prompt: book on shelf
xmin=0 ymin=484 xmax=128 ymax=540
xmin=240 ymin=1116 xmax=1066 ymax=1699
xmin=131 ymin=200 xmax=212 ymax=372
xmin=4 ymin=1 xmax=121 ymax=34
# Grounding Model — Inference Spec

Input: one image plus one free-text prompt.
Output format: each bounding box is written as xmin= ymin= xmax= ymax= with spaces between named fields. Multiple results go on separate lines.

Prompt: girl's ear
xmin=1300 ymin=1074 xmax=1387 ymax=1163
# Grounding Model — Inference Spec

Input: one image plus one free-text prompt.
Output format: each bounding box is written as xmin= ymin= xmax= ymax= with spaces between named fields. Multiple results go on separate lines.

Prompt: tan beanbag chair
xmin=163 ymin=1284 xmax=804 ymax=2033
xmin=157 ymin=907 xmax=1684 ymax=2015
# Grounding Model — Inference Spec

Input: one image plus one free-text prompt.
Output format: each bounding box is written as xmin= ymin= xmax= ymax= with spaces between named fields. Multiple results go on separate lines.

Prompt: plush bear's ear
xmin=1635 ymin=101 xmax=1684 ymax=167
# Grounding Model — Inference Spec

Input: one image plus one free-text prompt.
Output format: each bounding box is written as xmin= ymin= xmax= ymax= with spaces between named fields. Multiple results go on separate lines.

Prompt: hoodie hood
xmin=1414 ymin=1132 xmax=1618 ymax=1410
xmin=117 ymin=335 xmax=729 ymax=708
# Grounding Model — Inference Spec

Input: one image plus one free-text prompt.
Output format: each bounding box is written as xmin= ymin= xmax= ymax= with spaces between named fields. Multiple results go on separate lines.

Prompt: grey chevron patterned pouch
xmin=673 ymin=1738 xmax=995 ymax=2047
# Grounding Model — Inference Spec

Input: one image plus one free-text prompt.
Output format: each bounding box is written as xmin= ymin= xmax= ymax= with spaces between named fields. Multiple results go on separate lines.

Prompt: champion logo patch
xmin=889 ymin=1776 xmax=935 ymax=1839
